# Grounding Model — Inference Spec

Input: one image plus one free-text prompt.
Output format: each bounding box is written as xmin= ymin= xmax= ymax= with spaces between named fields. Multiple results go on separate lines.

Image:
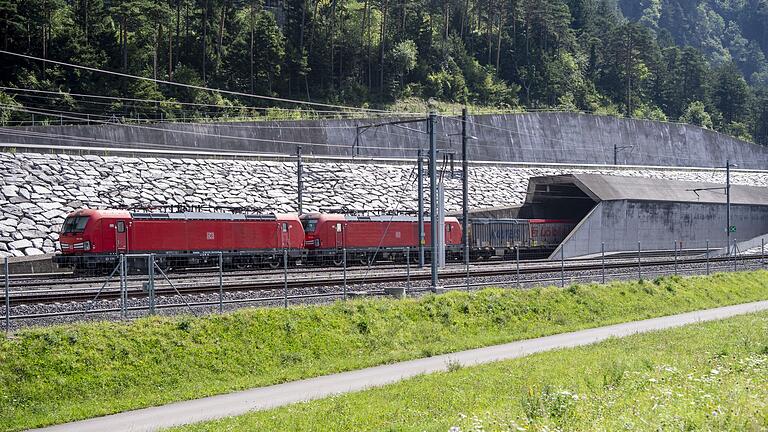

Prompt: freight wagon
xmin=467 ymin=218 xmax=576 ymax=259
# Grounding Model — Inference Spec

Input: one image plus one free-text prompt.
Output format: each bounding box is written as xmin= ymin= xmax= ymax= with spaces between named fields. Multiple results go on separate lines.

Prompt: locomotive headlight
xmin=83 ymin=241 xmax=91 ymax=251
xmin=314 ymin=239 xmax=320 ymax=247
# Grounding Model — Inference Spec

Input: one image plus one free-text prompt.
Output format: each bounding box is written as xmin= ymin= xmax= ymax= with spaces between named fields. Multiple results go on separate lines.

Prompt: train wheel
xmin=332 ymin=256 xmax=344 ymax=267
xmin=267 ymin=258 xmax=281 ymax=269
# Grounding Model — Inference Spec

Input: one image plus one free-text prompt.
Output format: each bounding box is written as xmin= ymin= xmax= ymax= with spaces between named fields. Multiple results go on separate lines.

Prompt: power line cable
xmin=0 ymin=86 xmax=406 ymax=118
xmin=0 ymin=105 xmax=420 ymax=154
xmin=0 ymin=50 xmax=420 ymax=115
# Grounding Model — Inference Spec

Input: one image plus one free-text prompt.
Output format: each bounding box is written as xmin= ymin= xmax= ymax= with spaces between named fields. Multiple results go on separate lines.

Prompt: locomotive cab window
xmin=302 ymin=219 xmax=318 ymax=233
xmin=116 ymin=221 xmax=126 ymax=233
xmin=62 ymin=216 xmax=89 ymax=234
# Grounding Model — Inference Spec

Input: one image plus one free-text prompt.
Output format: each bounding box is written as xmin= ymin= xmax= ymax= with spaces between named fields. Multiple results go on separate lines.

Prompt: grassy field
xmin=174 ymin=309 xmax=768 ymax=432
xmin=1 ymin=271 xmax=767 ymax=431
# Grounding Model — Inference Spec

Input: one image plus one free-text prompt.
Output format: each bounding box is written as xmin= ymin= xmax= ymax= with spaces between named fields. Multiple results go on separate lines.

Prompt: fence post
xmin=515 ymin=246 xmax=520 ymax=289
xmin=119 ymin=254 xmax=126 ymax=319
xmin=4 ymin=257 xmax=9 ymax=335
xmin=706 ymin=240 xmax=710 ymax=276
xmin=405 ymin=247 xmax=411 ymax=294
xmin=560 ymin=247 xmax=565 ymax=287
xmin=342 ymin=248 xmax=347 ymax=300
xmin=148 ymin=254 xmax=155 ymax=315
xmin=464 ymin=248 xmax=470 ymax=291
xmin=218 ymin=252 xmax=224 ymax=314
xmin=674 ymin=240 xmax=678 ymax=276
xmin=732 ymin=239 xmax=737 ymax=272
xmin=283 ymin=249 xmax=288 ymax=308
xmin=762 ymin=238 xmax=765 ymax=268
xmin=637 ymin=241 xmax=641 ymax=281
xmin=601 ymin=242 xmax=605 ymax=284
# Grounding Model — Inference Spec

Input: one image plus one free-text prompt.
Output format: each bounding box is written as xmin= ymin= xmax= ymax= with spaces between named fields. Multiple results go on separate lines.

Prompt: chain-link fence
xmin=2 ymin=238 xmax=767 ymax=333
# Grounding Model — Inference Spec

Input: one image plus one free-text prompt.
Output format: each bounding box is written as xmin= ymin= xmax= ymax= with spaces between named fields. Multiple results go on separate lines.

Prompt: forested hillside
xmin=0 ymin=0 xmax=766 ymax=145
xmin=619 ymin=0 xmax=768 ymax=84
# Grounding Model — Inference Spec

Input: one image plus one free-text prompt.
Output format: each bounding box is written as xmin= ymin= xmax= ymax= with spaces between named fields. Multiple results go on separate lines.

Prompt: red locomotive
xmin=54 ymin=207 xmax=574 ymax=273
xmin=300 ymin=213 xmax=463 ymax=264
xmin=54 ymin=209 xmax=304 ymax=271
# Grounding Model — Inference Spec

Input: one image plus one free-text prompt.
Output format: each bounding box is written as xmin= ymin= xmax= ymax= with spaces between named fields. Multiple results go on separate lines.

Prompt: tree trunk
xmin=379 ymin=0 xmax=388 ymax=95
xmin=360 ymin=0 xmax=369 ymax=89
xmin=122 ymin=16 xmax=128 ymax=72
xmin=362 ymin=0 xmax=371 ymax=91
xmin=168 ymin=15 xmax=173 ymax=79
xmin=218 ymin=0 xmax=228 ymax=67
xmin=401 ymin=0 xmax=406 ymax=32
xmin=443 ymin=0 xmax=449 ymax=40
xmin=460 ymin=0 xmax=469 ymax=40
xmin=250 ymin=1 xmax=254 ymax=94
xmin=299 ymin=0 xmax=307 ymax=51
xmin=184 ymin=0 xmax=189 ymax=61
xmin=625 ymin=29 xmax=634 ymax=116
xmin=307 ymin=0 xmax=320 ymax=56
xmin=496 ymin=9 xmax=504 ymax=71
xmin=487 ymin=0 xmax=494 ymax=64
xmin=202 ymin=0 xmax=207 ymax=83
xmin=84 ymin=0 xmax=89 ymax=44
xmin=154 ymin=25 xmax=159 ymax=82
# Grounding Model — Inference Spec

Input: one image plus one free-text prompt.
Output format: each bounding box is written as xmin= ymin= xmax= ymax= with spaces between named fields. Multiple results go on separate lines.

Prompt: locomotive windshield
xmin=301 ymin=218 xmax=318 ymax=233
xmin=61 ymin=216 xmax=89 ymax=234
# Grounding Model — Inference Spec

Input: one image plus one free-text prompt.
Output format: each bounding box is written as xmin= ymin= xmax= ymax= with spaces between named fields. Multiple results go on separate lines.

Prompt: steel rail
xmin=4 ymin=255 xmax=762 ymax=306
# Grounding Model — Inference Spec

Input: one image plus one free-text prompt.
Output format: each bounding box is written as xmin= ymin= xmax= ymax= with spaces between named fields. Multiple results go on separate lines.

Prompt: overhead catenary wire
xmin=0 ymin=105 xmax=455 ymax=157
xmin=0 ymin=86 xmax=406 ymax=119
xmin=0 ymin=105 xmax=419 ymax=154
xmin=0 ymin=50 xmax=421 ymax=116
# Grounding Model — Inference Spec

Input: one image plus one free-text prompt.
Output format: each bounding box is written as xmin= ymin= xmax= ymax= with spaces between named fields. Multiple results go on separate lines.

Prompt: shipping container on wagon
xmin=468 ymin=218 xmax=530 ymax=254
xmin=466 ymin=218 xmax=576 ymax=259
xmin=527 ymin=219 xmax=576 ymax=246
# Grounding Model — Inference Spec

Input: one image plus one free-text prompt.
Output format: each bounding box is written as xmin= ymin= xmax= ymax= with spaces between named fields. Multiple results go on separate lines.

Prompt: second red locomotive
xmin=300 ymin=213 xmax=463 ymax=264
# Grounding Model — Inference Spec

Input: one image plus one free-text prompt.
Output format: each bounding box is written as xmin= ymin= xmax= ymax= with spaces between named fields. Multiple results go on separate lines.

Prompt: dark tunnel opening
xmin=517 ymin=182 xmax=597 ymax=221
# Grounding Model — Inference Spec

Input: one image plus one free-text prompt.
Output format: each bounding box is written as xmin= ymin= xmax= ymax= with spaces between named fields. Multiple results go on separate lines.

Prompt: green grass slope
xmin=175 ymin=309 xmax=768 ymax=431
xmin=1 ymin=271 xmax=767 ymax=430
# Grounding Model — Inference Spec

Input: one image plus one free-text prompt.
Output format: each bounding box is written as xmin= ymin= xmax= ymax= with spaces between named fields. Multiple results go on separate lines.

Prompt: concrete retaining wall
xmin=558 ymin=200 xmax=768 ymax=258
xmin=2 ymin=151 xmax=768 ymax=258
xmin=3 ymin=112 xmax=767 ymax=169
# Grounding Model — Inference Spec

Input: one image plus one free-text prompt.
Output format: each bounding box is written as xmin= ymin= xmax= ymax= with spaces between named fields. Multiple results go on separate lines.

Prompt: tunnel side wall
xmin=557 ymin=200 xmax=768 ymax=258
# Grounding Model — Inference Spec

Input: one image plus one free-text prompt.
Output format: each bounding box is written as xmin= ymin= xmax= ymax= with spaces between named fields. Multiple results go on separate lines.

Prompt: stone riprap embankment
xmin=1 ymin=151 xmax=767 ymax=257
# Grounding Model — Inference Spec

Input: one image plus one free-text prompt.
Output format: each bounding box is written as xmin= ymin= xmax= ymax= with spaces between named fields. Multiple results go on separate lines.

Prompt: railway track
xmin=3 ymin=248 xmax=715 ymax=290
xmin=5 ymin=254 xmax=763 ymax=306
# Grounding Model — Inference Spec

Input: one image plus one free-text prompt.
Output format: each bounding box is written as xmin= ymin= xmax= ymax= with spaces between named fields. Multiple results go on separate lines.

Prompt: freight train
xmin=53 ymin=208 xmax=575 ymax=272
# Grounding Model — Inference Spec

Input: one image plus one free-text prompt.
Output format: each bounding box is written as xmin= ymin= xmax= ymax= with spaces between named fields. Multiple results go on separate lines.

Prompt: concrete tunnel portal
xmin=525 ymin=174 xmax=768 ymax=260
